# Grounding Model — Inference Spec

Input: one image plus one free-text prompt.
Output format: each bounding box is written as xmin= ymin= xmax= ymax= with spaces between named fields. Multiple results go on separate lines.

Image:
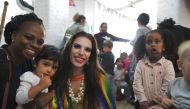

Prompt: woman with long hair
xmin=51 ymin=31 xmax=116 ymax=109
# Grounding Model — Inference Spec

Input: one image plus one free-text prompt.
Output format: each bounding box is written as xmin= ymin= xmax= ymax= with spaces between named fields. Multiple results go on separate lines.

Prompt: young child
xmin=120 ymin=52 xmax=129 ymax=74
xmin=114 ymin=58 xmax=126 ymax=87
xmin=16 ymin=45 xmax=61 ymax=109
xmin=113 ymin=58 xmax=126 ymax=100
xmin=132 ymin=29 xmax=176 ymax=109
xmin=99 ymin=40 xmax=115 ymax=76
xmin=150 ymin=40 xmax=190 ymax=109
xmin=99 ymin=40 xmax=115 ymax=99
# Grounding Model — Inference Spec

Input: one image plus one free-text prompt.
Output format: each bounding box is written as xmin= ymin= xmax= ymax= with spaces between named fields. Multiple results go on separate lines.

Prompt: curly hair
xmin=157 ymin=18 xmax=175 ymax=30
xmin=157 ymin=18 xmax=190 ymax=75
xmin=157 ymin=18 xmax=186 ymax=48
xmin=3 ymin=13 xmax=43 ymax=46
xmin=134 ymin=29 xmax=175 ymax=60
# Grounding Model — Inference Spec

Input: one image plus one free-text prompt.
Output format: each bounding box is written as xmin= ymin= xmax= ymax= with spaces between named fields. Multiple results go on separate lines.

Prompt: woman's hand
xmin=22 ymin=91 xmax=54 ymax=109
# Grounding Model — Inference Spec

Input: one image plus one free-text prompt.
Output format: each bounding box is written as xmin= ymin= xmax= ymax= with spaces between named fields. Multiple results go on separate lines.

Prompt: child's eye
xmin=155 ymin=40 xmax=161 ymax=44
xmin=146 ymin=40 xmax=152 ymax=45
xmin=43 ymin=63 xmax=50 ymax=66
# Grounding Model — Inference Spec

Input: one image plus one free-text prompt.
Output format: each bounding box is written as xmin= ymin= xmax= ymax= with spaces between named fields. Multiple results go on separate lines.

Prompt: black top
xmin=99 ymin=51 xmax=115 ymax=75
xmin=0 ymin=48 xmax=34 ymax=109
xmin=94 ymin=32 xmax=129 ymax=51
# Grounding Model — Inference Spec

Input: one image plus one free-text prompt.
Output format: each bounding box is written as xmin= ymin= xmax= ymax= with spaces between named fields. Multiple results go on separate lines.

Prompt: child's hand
xmin=140 ymin=101 xmax=148 ymax=109
xmin=160 ymin=97 xmax=174 ymax=109
xmin=124 ymin=70 xmax=128 ymax=74
xmin=154 ymin=95 xmax=174 ymax=109
xmin=38 ymin=75 xmax=52 ymax=89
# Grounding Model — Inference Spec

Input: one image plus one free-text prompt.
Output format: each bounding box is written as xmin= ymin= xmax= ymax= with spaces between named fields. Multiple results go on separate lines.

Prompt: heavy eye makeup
xmin=73 ymin=43 xmax=92 ymax=52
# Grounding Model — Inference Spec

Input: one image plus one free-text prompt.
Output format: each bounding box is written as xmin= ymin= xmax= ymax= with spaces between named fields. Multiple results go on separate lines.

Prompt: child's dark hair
xmin=34 ymin=45 xmax=61 ymax=64
xmin=150 ymin=29 xmax=175 ymax=59
xmin=103 ymin=40 xmax=113 ymax=48
xmin=135 ymin=29 xmax=175 ymax=60
xmin=137 ymin=13 xmax=149 ymax=26
xmin=4 ymin=13 xmax=43 ymax=46
xmin=157 ymin=18 xmax=185 ymax=48
xmin=115 ymin=58 xmax=123 ymax=64
xmin=157 ymin=18 xmax=190 ymax=74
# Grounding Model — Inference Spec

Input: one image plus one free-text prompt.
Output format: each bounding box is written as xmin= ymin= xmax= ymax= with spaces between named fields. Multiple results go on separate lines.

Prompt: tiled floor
xmin=116 ymin=99 xmax=135 ymax=109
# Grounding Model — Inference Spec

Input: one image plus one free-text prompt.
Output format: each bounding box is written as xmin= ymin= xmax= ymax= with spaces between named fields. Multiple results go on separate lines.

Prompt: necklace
xmin=68 ymin=80 xmax=84 ymax=103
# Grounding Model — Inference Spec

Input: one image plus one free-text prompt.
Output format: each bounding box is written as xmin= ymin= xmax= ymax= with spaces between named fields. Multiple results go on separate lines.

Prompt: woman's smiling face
xmin=12 ymin=21 xmax=45 ymax=60
xmin=70 ymin=36 xmax=92 ymax=69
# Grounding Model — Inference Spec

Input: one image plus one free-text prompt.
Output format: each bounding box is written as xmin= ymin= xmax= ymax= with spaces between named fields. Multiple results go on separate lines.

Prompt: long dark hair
xmin=54 ymin=31 xmax=103 ymax=109
xmin=3 ymin=13 xmax=43 ymax=46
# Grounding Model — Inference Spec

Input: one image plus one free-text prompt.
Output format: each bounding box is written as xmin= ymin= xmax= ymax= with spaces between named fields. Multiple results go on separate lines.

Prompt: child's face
xmin=103 ymin=46 xmax=111 ymax=52
xmin=177 ymin=51 xmax=190 ymax=84
xmin=35 ymin=59 xmax=58 ymax=78
xmin=145 ymin=32 xmax=164 ymax=61
xmin=116 ymin=60 xmax=123 ymax=69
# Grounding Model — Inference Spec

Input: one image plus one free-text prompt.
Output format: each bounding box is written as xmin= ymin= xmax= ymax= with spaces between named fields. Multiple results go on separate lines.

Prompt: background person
xmin=130 ymin=13 xmax=151 ymax=46
xmin=63 ymin=13 xmax=89 ymax=46
xmin=94 ymin=22 xmax=129 ymax=52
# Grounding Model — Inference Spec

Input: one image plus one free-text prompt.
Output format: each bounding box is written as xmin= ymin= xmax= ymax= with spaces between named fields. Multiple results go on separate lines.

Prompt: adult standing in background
xmin=0 ymin=13 xmax=45 ymax=109
xmin=94 ymin=22 xmax=129 ymax=52
xmin=63 ymin=13 xmax=89 ymax=46
xmin=130 ymin=13 xmax=151 ymax=46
